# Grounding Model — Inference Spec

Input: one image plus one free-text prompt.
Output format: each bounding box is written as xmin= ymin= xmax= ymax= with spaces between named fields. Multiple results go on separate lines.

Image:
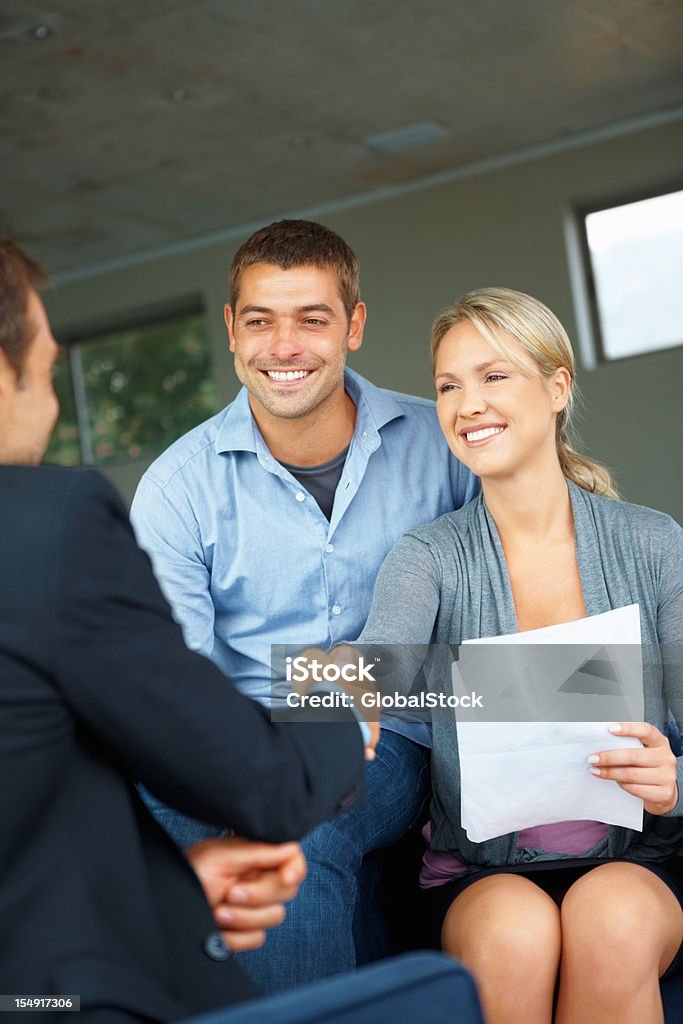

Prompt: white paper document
xmin=453 ymin=605 xmax=644 ymax=842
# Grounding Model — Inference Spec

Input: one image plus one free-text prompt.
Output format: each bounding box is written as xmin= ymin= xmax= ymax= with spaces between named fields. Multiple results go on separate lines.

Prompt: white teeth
xmin=465 ymin=426 xmax=505 ymax=442
xmin=267 ymin=370 xmax=311 ymax=381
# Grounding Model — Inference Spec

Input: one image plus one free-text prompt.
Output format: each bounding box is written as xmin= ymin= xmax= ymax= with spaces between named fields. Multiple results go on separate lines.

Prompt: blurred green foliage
xmin=44 ymin=311 xmax=216 ymax=467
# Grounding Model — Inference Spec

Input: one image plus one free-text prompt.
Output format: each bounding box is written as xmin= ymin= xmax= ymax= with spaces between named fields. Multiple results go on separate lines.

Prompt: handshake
xmin=289 ymin=644 xmax=381 ymax=762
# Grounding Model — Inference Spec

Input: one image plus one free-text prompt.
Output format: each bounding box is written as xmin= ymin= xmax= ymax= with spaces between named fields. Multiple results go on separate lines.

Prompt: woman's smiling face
xmin=434 ymin=320 xmax=570 ymax=483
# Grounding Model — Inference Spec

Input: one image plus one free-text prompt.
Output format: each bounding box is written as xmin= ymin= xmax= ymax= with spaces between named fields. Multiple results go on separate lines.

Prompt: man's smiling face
xmin=225 ymin=262 xmax=364 ymax=423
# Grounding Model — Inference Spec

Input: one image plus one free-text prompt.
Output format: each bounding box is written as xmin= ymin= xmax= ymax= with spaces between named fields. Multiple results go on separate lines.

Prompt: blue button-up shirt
xmin=131 ymin=369 xmax=479 ymax=745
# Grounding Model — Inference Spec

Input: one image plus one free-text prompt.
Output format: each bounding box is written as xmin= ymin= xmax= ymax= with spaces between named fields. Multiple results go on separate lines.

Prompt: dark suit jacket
xmin=0 ymin=466 xmax=364 ymax=1023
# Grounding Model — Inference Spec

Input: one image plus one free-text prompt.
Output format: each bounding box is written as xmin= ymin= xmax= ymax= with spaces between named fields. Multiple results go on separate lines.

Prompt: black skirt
xmin=420 ymin=856 xmax=683 ymax=978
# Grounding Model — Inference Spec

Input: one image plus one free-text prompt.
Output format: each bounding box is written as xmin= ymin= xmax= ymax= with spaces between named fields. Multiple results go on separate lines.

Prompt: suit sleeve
xmin=50 ymin=470 xmax=365 ymax=842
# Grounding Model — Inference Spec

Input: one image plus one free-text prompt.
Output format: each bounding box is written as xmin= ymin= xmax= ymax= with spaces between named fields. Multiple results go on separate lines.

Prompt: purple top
xmin=420 ymin=820 xmax=610 ymax=888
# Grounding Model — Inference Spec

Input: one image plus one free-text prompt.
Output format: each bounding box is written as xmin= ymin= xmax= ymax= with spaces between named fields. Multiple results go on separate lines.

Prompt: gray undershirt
xmin=280 ymin=445 xmax=350 ymax=521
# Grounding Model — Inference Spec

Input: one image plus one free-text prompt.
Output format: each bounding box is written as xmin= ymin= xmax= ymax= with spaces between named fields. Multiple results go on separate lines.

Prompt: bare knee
xmin=440 ymin=876 xmax=561 ymax=1024
xmin=561 ymin=863 xmax=682 ymax=990
xmin=442 ymin=875 xmax=561 ymax=980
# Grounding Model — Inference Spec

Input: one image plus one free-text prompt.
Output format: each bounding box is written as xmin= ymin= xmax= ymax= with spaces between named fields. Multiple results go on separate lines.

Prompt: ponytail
xmin=556 ymin=410 xmax=619 ymax=498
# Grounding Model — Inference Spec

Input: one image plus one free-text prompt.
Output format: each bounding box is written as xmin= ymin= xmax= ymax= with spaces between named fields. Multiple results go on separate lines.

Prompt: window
xmin=567 ymin=187 xmax=683 ymax=365
xmin=45 ymin=305 xmax=216 ymax=466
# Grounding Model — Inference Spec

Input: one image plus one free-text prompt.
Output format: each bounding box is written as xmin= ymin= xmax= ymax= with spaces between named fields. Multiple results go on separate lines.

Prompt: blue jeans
xmin=138 ymin=788 xmax=226 ymax=848
xmin=235 ymin=730 xmax=429 ymax=994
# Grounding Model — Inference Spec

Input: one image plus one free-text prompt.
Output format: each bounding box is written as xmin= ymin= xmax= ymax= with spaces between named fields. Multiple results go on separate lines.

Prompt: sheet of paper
xmin=452 ymin=605 xmax=644 ymax=842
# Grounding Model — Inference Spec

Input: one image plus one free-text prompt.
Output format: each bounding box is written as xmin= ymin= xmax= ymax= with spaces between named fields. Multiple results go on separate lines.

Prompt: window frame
xmin=565 ymin=179 xmax=683 ymax=369
xmin=50 ymin=294 xmax=211 ymax=467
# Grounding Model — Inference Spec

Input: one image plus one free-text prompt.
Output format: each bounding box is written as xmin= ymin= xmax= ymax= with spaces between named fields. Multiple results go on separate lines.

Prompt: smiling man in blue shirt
xmin=130 ymin=219 xmax=478 ymax=994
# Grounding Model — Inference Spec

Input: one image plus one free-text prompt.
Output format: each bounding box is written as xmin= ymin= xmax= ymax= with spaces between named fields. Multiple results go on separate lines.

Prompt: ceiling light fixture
xmin=363 ymin=120 xmax=449 ymax=154
xmin=28 ymin=24 xmax=52 ymax=40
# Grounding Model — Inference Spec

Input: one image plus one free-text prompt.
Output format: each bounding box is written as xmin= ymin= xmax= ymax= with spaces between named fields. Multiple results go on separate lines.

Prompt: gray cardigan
xmin=359 ymin=481 xmax=683 ymax=867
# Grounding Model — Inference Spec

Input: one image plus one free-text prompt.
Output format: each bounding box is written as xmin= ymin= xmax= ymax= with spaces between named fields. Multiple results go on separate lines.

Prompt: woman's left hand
xmin=589 ymin=722 xmax=679 ymax=815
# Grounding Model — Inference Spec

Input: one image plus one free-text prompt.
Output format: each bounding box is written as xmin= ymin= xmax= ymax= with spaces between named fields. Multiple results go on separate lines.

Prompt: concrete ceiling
xmin=2 ymin=0 xmax=682 ymax=276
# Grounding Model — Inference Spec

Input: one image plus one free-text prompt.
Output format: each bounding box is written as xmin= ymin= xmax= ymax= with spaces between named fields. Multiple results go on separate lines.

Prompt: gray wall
xmin=46 ymin=117 xmax=683 ymax=517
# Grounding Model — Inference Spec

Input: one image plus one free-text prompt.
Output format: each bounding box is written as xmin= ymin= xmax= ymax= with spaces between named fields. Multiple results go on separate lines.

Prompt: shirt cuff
xmin=309 ymin=683 xmax=371 ymax=746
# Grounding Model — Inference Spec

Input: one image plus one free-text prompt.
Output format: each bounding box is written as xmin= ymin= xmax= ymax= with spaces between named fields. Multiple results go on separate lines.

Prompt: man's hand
xmin=187 ymin=836 xmax=306 ymax=951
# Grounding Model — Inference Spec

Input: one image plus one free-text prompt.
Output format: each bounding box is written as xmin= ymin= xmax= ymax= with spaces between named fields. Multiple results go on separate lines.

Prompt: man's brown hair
xmin=0 ymin=236 xmax=48 ymax=376
xmin=229 ymin=220 xmax=360 ymax=320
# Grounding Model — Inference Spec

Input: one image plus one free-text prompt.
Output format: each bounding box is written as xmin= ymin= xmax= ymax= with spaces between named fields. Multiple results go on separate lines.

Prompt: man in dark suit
xmin=0 ymin=237 xmax=486 ymax=1024
xmin=0 ymin=237 xmax=368 ymax=1021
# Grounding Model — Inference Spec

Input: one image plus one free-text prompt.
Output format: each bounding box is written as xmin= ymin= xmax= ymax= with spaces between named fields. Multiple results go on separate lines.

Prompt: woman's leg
xmin=556 ymin=862 xmax=683 ymax=1024
xmin=441 ymin=874 xmax=561 ymax=1024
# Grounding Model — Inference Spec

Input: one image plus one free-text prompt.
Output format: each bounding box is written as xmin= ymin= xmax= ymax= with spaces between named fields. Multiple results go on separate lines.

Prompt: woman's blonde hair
xmin=431 ymin=287 xmax=618 ymax=498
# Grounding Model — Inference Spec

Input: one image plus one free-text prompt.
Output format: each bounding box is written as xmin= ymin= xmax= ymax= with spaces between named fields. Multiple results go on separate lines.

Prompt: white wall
xmin=46 ymin=117 xmax=683 ymax=518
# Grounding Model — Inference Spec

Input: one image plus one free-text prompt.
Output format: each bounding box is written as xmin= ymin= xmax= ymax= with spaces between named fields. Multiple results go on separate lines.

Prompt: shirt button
xmin=325 ymin=543 xmax=334 ymax=553
xmin=332 ymin=604 xmax=342 ymax=616
xmin=295 ymin=491 xmax=306 ymax=502
xmin=203 ymin=932 xmax=230 ymax=961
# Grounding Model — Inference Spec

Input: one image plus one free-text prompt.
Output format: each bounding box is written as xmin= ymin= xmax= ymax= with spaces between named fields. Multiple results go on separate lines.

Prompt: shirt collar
xmin=214 ymin=367 xmax=405 ymax=455
xmin=215 ymin=386 xmax=259 ymax=454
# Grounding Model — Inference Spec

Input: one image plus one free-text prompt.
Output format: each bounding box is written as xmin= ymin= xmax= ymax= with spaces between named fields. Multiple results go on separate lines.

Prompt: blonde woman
xmin=358 ymin=288 xmax=683 ymax=1024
